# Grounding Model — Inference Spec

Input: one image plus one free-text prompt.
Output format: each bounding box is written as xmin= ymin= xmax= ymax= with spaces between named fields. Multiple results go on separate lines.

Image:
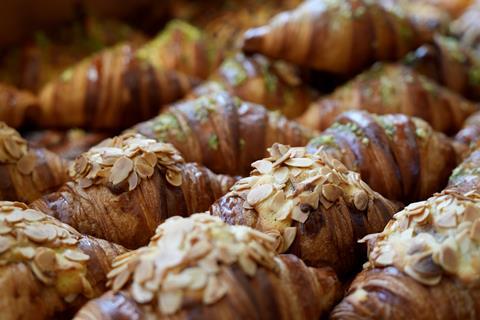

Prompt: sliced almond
xmin=5 ymin=210 xmax=25 ymax=223
xmin=17 ymin=152 xmax=37 ymax=175
xmin=133 ymin=259 xmax=154 ymax=284
xmin=131 ymin=282 xmax=154 ymax=303
xmin=353 ymin=190 xmax=369 ymax=211
xmin=322 ymin=184 xmax=343 ymax=202
xmin=252 ymin=160 xmax=273 ymax=174
xmin=0 ymin=223 xmax=12 ymax=235
xmin=436 ymin=211 xmax=457 ymax=228
xmin=291 ymin=206 xmax=309 ymax=223
xmin=273 ymin=166 xmax=289 ymax=184
xmin=203 ymin=276 xmax=228 ymax=305
xmin=23 ymin=209 xmax=44 ymax=222
xmin=111 ymin=268 xmax=131 ymax=292
xmin=127 ymin=171 xmax=139 ymax=191
xmin=470 ymin=219 xmax=480 ymax=242
xmin=282 ymin=227 xmax=297 ymax=252
xmin=166 ymin=170 xmax=182 ymax=187
xmin=159 ymin=290 xmax=183 ymax=315
xmin=247 ymin=184 xmax=273 ymax=206
xmin=110 ymin=156 xmax=134 ymax=185
xmin=0 ymin=236 xmax=13 ymax=254
xmin=134 ymin=157 xmax=155 ymax=179
xmin=17 ymin=246 xmax=36 ymax=259
xmin=3 ymin=138 xmax=23 ymax=159
xmin=285 ymin=157 xmax=314 ymax=168
xmin=64 ymin=249 xmax=90 ymax=262
xmin=34 ymin=248 xmax=57 ymax=271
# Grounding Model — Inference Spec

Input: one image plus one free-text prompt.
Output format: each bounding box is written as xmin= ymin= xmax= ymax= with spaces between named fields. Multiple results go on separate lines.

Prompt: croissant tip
xmin=242 ymin=26 xmax=268 ymax=52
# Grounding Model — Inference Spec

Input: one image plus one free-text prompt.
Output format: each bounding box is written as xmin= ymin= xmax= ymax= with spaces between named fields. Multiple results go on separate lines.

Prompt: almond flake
xmin=34 ymin=248 xmax=57 ymax=271
xmin=23 ymin=225 xmax=49 ymax=243
xmin=464 ymin=204 xmax=480 ymax=222
xmin=436 ymin=211 xmax=457 ymax=228
xmin=282 ymin=227 xmax=297 ymax=251
xmin=22 ymin=209 xmax=44 ymax=222
xmin=239 ymin=252 xmax=257 ymax=276
xmin=252 ymin=160 xmax=273 ymax=174
xmin=159 ymin=290 xmax=183 ymax=315
xmin=110 ymin=156 xmax=134 ymax=185
xmin=17 ymin=246 xmax=36 ymax=259
xmin=127 ymin=171 xmax=139 ymax=191
xmin=64 ymin=249 xmax=90 ymax=262
xmin=439 ymin=244 xmax=458 ymax=273
xmin=16 ymin=153 xmax=37 ymax=175
xmin=166 ymin=170 xmax=182 ymax=186
xmin=134 ymin=157 xmax=155 ymax=179
xmin=273 ymin=166 xmax=289 ymax=184
xmin=5 ymin=210 xmax=25 ymax=223
xmin=0 ymin=224 xmax=12 ymax=235
xmin=0 ymin=237 xmax=13 ymax=254
xmin=291 ymin=206 xmax=309 ymax=223
xmin=322 ymin=184 xmax=343 ymax=202
xmin=353 ymin=190 xmax=369 ymax=211
xmin=78 ymin=178 xmax=93 ymax=189
xmin=247 ymin=184 xmax=273 ymax=206
xmin=470 ymin=219 xmax=480 ymax=242
xmin=3 ymin=138 xmax=22 ymax=159
xmin=112 ymin=268 xmax=131 ymax=292
xmin=285 ymin=157 xmax=314 ymax=168
xmin=374 ymin=249 xmax=394 ymax=266
xmin=203 ymin=276 xmax=228 ymax=304
xmin=131 ymin=282 xmax=154 ymax=303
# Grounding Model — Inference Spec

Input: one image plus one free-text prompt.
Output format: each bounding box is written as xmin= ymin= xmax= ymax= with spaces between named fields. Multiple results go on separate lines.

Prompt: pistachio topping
xmin=229 ymin=143 xmax=380 ymax=252
xmin=365 ymin=191 xmax=480 ymax=285
xmin=107 ymin=214 xmax=279 ymax=315
xmin=0 ymin=122 xmax=38 ymax=176
xmin=0 ymin=201 xmax=93 ymax=301
xmin=69 ymin=133 xmax=184 ymax=191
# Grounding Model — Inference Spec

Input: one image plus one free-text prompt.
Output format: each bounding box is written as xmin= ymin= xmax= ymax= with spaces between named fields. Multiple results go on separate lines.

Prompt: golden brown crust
xmin=0 ymin=83 xmax=38 ymax=128
xmin=31 ymin=134 xmax=236 ymax=249
xmin=0 ymin=202 xmax=126 ymax=320
xmin=306 ymin=111 xmax=457 ymax=202
xmin=37 ymin=41 xmax=198 ymax=130
xmin=196 ymin=53 xmax=317 ymax=118
xmin=242 ymin=0 xmax=446 ymax=74
xmin=74 ymin=214 xmax=341 ymax=320
xmin=130 ymin=91 xmax=316 ymax=176
xmin=298 ymin=64 xmax=479 ymax=134
xmin=0 ymin=123 xmax=69 ymax=203
xmin=405 ymin=35 xmax=480 ymax=101
xmin=211 ymin=144 xmax=400 ymax=275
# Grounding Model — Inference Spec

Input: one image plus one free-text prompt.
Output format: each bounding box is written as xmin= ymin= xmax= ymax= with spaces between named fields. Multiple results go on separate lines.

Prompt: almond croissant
xmin=130 ymin=91 xmax=315 ymax=176
xmin=306 ymin=111 xmax=457 ymax=202
xmin=74 ymin=214 xmax=341 ymax=320
xmin=211 ymin=144 xmax=400 ymax=275
xmin=242 ymin=0 xmax=446 ymax=74
xmin=405 ymin=35 xmax=480 ymax=101
xmin=331 ymin=189 xmax=480 ymax=320
xmin=298 ymin=64 xmax=479 ymax=134
xmin=193 ymin=53 xmax=317 ymax=118
xmin=37 ymin=38 xmax=197 ymax=130
xmin=0 ymin=201 xmax=126 ymax=320
xmin=0 ymin=122 xmax=69 ymax=203
xmin=0 ymin=83 xmax=38 ymax=128
xmin=31 ymin=133 xmax=236 ymax=249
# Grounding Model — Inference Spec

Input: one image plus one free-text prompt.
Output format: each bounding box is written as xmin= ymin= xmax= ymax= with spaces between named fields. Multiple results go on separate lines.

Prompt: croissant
xmin=0 ymin=122 xmax=69 ymax=203
xmin=135 ymin=20 xmax=224 ymax=80
xmin=405 ymin=35 xmax=480 ymax=100
xmin=130 ymin=91 xmax=316 ymax=176
xmin=298 ymin=64 xmax=479 ymax=134
xmin=0 ymin=83 xmax=38 ymax=128
xmin=242 ymin=0 xmax=446 ymax=75
xmin=193 ymin=53 xmax=317 ymax=118
xmin=74 ymin=214 xmax=342 ymax=320
xmin=26 ymin=129 xmax=109 ymax=161
xmin=331 ymin=188 xmax=480 ymax=320
xmin=211 ymin=143 xmax=400 ymax=276
xmin=450 ymin=1 xmax=480 ymax=53
xmin=36 ymin=35 xmax=198 ymax=129
xmin=306 ymin=111 xmax=456 ymax=202
xmin=0 ymin=201 xmax=126 ymax=320
xmin=31 ymin=133 xmax=237 ymax=249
